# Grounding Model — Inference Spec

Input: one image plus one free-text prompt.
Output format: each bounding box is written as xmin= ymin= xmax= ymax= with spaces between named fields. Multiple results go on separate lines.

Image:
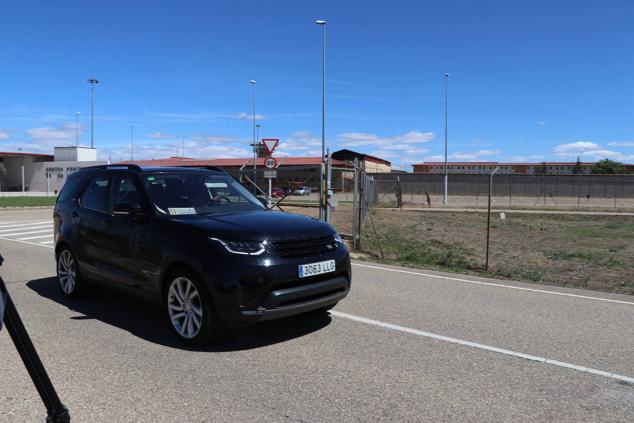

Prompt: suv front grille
xmin=272 ymin=236 xmax=336 ymax=258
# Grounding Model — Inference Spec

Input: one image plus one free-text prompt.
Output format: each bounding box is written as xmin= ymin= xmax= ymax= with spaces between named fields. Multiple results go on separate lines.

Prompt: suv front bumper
xmin=239 ymin=275 xmax=349 ymax=321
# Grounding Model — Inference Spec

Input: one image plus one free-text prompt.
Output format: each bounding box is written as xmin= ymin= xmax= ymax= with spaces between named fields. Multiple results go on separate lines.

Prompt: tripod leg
xmin=1 ymin=279 xmax=70 ymax=423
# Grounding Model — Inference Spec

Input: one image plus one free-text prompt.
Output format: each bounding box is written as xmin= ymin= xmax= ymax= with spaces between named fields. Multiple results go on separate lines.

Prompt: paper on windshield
xmin=205 ymin=182 xmax=228 ymax=188
xmin=168 ymin=208 xmax=197 ymax=215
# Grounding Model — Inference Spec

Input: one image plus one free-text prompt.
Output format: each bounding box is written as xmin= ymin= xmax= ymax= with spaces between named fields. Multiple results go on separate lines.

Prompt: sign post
xmin=263 ymin=155 xmax=278 ymax=208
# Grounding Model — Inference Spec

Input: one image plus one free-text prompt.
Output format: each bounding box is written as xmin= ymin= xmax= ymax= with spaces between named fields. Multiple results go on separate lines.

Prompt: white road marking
xmin=331 ymin=310 xmax=634 ymax=385
xmin=0 ymin=221 xmax=51 ymax=228
xmin=18 ymin=234 xmax=54 ymax=240
xmin=352 ymin=262 xmax=634 ymax=306
xmin=3 ymin=229 xmax=52 ymax=237
xmin=40 ymin=240 xmax=55 ymax=244
xmin=0 ymin=224 xmax=52 ymax=233
xmin=0 ymin=236 xmax=54 ymax=249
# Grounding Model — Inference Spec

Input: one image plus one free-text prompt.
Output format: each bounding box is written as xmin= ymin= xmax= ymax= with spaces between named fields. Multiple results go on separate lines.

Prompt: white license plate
xmin=298 ymin=259 xmax=336 ymax=278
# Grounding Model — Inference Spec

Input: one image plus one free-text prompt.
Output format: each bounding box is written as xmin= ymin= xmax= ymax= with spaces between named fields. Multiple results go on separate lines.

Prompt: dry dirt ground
xmin=286 ymin=205 xmax=634 ymax=295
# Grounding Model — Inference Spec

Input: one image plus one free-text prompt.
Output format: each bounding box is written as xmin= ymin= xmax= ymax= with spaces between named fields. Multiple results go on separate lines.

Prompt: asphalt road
xmin=1 ymin=209 xmax=633 ymax=422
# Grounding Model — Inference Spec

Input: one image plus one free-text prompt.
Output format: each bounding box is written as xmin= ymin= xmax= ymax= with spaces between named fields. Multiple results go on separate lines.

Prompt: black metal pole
xmin=1 ymin=273 xmax=70 ymax=423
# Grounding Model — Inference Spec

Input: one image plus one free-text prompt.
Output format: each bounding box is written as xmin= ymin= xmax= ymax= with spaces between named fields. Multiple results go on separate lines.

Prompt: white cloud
xmin=332 ymin=130 xmax=435 ymax=166
xmin=338 ymin=130 xmax=434 ymax=147
xmin=276 ymin=131 xmax=322 ymax=156
xmin=99 ymin=138 xmax=250 ymax=161
xmin=554 ymin=141 xmax=634 ymax=161
xmin=26 ymin=124 xmax=79 ymax=140
xmin=230 ymin=112 xmax=266 ymax=121
xmin=537 ymin=121 xmax=547 ymax=126
xmin=506 ymin=154 xmax=545 ymax=162
xmin=554 ymin=141 xmax=601 ymax=155
xmin=607 ymin=141 xmax=634 ymax=147
xmin=145 ymin=132 xmax=176 ymax=139
xmin=0 ymin=131 xmax=9 ymax=140
xmin=450 ymin=149 xmax=500 ymax=161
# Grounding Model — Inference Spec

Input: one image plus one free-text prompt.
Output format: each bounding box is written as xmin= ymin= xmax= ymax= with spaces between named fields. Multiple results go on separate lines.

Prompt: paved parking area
xmin=1 ymin=209 xmax=634 ymax=422
xmin=0 ymin=219 xmax=54 ymax=247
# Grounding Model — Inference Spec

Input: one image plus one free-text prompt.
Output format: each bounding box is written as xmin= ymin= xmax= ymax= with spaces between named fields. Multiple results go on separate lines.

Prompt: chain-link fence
xmin=357 ymin=174 xmax=634 ymax=295
xmin=347 ymin=173 xmax=634 ymax=211
xmin=285 ymin=169 xmax=634 ymax=296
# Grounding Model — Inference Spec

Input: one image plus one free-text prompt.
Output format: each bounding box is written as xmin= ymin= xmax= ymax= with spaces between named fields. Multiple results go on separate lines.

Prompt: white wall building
xmin=0 ymin=146 xmax=107 ymax=195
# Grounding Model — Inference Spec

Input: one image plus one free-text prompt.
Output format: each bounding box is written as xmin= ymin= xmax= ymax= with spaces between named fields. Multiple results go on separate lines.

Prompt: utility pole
xmin=250 ymin=80 xmax=257 ymax=194
xmin=130 ymin=124 xmax=135 ymax=161
xmin=87 ymin=79 xmax=99 ymax=149
xmin=443 ymin=73 xmax=449 ymax=206
xmin=315 ymin=19 xmax=327 ymax=221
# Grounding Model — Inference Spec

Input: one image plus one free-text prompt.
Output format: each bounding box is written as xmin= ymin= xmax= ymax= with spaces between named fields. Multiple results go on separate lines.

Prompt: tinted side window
xmin=56 ymin=173 xmax=85 ymax=204
xmin=110 ymin=175 xmax=141 ymax=210
xmin=80 ymin=175 xmax=110 ymax=212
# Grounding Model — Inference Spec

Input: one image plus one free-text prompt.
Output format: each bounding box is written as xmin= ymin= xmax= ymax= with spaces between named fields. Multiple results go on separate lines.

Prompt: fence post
xmin=485 ymin=167 xmax=500 ymax=271
xmin=352 ymin=158 xmax=359 ymax=250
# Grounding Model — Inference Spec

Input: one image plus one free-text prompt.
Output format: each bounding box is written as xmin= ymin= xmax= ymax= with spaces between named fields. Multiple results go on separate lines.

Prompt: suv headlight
xmin=210 ymin=238 xmax=267 ymax=255
xmin=334 ymin=232 xmax=343 ymax=244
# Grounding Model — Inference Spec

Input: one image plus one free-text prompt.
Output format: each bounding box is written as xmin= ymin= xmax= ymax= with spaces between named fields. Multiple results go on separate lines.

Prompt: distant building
xmin=117 ymin=149 xmax=392 ymax=191
xmin=412 ymin=161 xmax=634 ymax=175
xmin=331 ymin=149 xmax=392 ymax=173
xmin=0 ymin=146 xmax=105 ymax=193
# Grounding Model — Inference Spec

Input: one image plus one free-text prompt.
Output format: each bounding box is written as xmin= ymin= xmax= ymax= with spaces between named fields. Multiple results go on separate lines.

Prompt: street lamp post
xmin=75 ymin=112 xmax=80 ymax=146
xmin=250 ymin=80 xmax=257 ymax=194
xmin=18 ymin=148 xmax=24 ymax=193
xmin=75 ymin=112 xmax=81 ymax=173
xmin=87 ymin=79 xmax=99 ymax=149
xmin=130 ymin=124 xmax=135 ymax=161
xmin=443 ymin=73 xmax=449 ymax=206
xmin=182 ymin=133 xmax=186 ymax=158
xmin=315 ymin=19 xmax=327 ymax=221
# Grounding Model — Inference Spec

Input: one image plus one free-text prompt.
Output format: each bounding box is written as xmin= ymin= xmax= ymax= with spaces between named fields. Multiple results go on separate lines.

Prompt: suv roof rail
xmin=188 ymin=165 xmax=225 ymax=172
xmin=80 ymin=164 xmax=143 ymax=172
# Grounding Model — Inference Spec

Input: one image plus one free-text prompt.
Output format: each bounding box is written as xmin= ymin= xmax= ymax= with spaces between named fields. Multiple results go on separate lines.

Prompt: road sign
xmin=264 ymin=156 xmax=278 ymax=169
xmin=263 ymin=170 xmax=277 ymax=178
xmin=262 ymin=138 xmax=279 ymax=155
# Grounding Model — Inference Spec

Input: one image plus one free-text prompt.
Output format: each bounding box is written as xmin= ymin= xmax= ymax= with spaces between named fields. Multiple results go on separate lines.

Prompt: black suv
xmin=53 ymin=165 xmax=350 ymax=344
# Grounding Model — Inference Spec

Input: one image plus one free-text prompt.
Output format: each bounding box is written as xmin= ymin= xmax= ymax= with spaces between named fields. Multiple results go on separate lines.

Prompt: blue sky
xmin=1 ymin=0 xmax=633 ymax=169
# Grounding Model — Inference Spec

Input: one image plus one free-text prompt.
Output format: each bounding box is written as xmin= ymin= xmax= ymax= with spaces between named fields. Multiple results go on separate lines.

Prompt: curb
xmin=0 ymin=206 xmax=54 ymax=210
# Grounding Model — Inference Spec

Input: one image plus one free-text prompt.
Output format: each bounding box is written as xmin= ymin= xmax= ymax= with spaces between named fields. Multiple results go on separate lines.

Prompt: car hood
xmin=165 ymin=210 xmax=335 ymax=241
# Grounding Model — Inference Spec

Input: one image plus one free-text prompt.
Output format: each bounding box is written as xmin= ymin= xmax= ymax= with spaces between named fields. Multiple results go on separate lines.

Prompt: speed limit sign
xmin=264 ymin=156 xmax=277 ymax=169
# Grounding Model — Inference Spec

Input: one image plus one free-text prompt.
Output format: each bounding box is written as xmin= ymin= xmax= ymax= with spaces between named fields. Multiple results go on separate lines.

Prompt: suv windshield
xmin=140 ymin=172 xmax=264 ymax=216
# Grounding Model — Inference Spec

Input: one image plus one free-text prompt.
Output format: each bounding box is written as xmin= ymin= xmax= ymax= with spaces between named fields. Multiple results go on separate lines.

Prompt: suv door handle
xmin=104 ymin=219 xmax=113 ymax=228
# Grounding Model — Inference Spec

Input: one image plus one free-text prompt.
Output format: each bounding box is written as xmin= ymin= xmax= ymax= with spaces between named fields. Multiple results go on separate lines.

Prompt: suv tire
xmin=56 ymin=247 xmax=85 ymax=298
xmin=165 ymin=268 xmax=226 ymax=345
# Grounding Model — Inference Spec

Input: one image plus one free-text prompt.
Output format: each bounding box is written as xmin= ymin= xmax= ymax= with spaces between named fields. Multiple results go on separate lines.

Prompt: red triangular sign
xmin=262 ymin=139 xmax=279 ymax=154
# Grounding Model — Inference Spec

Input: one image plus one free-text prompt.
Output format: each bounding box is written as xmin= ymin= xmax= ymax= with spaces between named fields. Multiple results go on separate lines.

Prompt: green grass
xmin=362 ymin=234 xmax=480 ymax=273
xmin=0 ymin=196 xmax=57 ymax=207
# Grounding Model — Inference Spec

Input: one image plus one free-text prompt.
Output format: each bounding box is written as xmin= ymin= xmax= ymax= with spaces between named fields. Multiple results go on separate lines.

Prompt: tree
xmin=591 ymin=159 xmax=625 ymax=174
xmin=572 ymin=156 xmax=583 ymax=174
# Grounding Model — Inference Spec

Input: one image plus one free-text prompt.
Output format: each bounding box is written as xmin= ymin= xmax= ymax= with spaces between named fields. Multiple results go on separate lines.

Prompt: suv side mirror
xmin=113 ymin=202 xmax=144 ymax=215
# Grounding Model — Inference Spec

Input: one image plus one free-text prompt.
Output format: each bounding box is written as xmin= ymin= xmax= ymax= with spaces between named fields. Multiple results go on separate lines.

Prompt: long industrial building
xmin=412 ymin=161 xmax=634 ymax=175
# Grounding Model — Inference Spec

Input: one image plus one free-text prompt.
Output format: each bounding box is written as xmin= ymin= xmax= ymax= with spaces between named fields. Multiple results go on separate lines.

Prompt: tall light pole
xmin=182 ymin=133 xmax=186 ymax=158
xmin=130 ymin=124 xmax=135 ymax=161
xmin=256 ymin=124 xmax=261 ymax=146
xmin=17 ymin=148 xmax=25 ymax=193
xmin=87 ymin=78 xmax=99 ymax=149
xmin=443 ymin=73 xmax=449 ymax=206
xmin=315 ymin=19 xmax=327 ymax=221
xmin=75 ymin=112 xmax=80 ymax=146
xmin=250 ymin=80 xmax=257 ymax=194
